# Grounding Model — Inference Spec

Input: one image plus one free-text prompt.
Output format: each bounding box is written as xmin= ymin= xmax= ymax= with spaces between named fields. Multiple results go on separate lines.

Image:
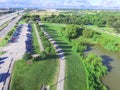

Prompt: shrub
xmin=40 ymin=51 xmax=47 ymax=60
xmin=23 ymin=52 xmax=32 ymax=61
xmin=43 ymin=41 xmax=50 ymax=48
xmin=45 ymin=47 xmax=51 ymax=55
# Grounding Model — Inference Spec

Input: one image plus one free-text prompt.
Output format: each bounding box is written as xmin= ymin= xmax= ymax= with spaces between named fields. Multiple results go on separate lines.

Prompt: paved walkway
xmin=34 ymin=24 xmax=65 ymax=90
xmin=34 ymin=24 xmax=44 ymax=51
xmin=43 ymin=30 xmax=65 ymax=90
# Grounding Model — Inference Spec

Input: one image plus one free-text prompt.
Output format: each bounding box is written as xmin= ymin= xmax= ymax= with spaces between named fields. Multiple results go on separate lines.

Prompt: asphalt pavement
xmin=0 ymin=24 xmax=28 ymax=90
xmin=0 ymin=15 xmax=22 ymax=39
xmin=0 ymin=12 xmax=18 ymax=26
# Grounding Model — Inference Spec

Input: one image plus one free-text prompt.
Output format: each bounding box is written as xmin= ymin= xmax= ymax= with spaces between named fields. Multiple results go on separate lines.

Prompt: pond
xmin=85 ymin=44 xmax=120 ymax=90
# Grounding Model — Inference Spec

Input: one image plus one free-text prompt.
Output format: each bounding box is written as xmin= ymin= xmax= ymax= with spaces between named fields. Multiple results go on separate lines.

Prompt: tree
xmin=112 ymin=20 xmax=120 ymax=33
xmin=45 ymin=47 xmax=51 ymax=55
xmin=40 ymin=51 xmax=47 ymax=60
xmin=107 ymin=15 xmax=117 ymax=27
xmin=43 ymin=41 xmax=50 ymax=48
xmin=82 ymin=29 xmax=95 ymax=38
xmin=112 ymin=20 xmax=120 ymax=28
xmin=31 ymin=15 xmax=40 ymax=21
xmin=72 ymin=40 xmax=86 ymax=53
xmin=63 ymin=25 xmax=80 ymax=40
xmin=23 ymin=52 xmax=32 ymax=61
xmin=84 ymin=53 xmax=107 ymax=90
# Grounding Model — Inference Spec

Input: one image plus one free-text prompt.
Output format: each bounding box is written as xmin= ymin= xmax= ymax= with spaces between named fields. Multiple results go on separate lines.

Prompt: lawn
xmin=10 ymin=22 xmax=59 ymax=90
xmin=31 ymin=24 xmax=40 ymax=53
xmin=0 ymin=51 xmax=5 ymax=55
xmin=10 ymin=59 xmax=59 ymax=90
xmin=85 ymin=25 xmax=115 ymax=33
xmin=0 ymin=20 xmax=10 ymax=30
xmin=43 ymin=23 xmax=87 ymax=90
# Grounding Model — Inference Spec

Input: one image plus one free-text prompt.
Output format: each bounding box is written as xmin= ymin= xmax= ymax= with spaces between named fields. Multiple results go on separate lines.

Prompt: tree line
xmin=42 ymin=12 xmax=120 ymax=32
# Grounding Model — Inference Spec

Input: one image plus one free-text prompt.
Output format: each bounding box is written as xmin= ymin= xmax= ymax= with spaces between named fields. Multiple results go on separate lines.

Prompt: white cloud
xmin=0 ymin=0 xmax=120 ymax=8
xmin=102 ymin=0 xmax=120 ymax=7
xmin=64 ymin=0 xmax=90 ymax=7
xmin=0 ymin=0 xmax=8 ymax=2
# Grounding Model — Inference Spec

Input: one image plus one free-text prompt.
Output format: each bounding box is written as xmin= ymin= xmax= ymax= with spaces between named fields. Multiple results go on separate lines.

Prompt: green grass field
xmin=85 ymin=25 xmax=115 ymax=33
xmin=10 ymin=22 xmax=59 ymax=90
xmin=31 ymin=24 xmax=40 ymax=53
xmin=0 ymin=51 xmax=5 ymax=55
xmin=0 ymin=20 xmax=10 ymax=30
xmin=43 ymin=23 xmax=87 ymax=90
xmin=10 ymin=59 xmax=59 ymax=90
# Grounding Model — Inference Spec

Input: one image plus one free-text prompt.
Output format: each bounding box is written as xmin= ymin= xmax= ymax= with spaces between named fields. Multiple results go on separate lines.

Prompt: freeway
xmin=0 ymin=12 xmax=18 ymax=26
xmin=0 ymin=15 xmax=22 ymax=39
xmin=0 ymin=24 xmax=28 ymax=90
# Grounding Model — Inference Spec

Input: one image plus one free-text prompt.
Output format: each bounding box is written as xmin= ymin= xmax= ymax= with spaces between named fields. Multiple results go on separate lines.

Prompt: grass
xmin=43 ymin=23 xmax=87 ymax=90
xmin=18 ymin=19 xmax=26 ymax=24
xmin=0 ymin=27 xmax=16 ymax=47
xmin=0 ymin=51 xmax=4 ymax=55
xmin=0 ymin=35 xmax=11 ymax=47
xmin=30 ymin=11 xmax=61 ymax=17
xmin=10 ymin=58 xmax=59 ymax=90
xmin=0 ymin=20 xmax=10 ymax=30
xmin=85 ymin=25 xmax=115 ymax=33
xmin=10 ymin=22 xmax=59 ymax=90
xmin=31 ymin=24 xmax=40 ymax=53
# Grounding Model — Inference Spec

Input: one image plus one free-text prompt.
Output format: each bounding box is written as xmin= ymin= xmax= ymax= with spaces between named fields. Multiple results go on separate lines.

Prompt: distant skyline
xmin=0 ymin=0 xmax=120 ymax=9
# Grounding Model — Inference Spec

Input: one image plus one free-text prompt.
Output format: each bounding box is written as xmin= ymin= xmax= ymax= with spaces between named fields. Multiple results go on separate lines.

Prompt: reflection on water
xmin=85 ymin=44 xmax=120 ymax=90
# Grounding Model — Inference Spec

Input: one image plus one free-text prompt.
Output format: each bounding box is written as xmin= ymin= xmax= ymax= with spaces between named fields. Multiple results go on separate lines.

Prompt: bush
xmin=45 ymin=47 xmax=51 ymax=55
xmin=23 ymin=52 xmax=32 ymax=61
xmin=43 ymin=41 xmax=50 ymax=48
xmin=41 ymin=36 xmax=47 ymax=41
xmin=39 ymin=31 xmax=44 ymax=36
xmin=40 ymin=51 xmax=47 ymax=60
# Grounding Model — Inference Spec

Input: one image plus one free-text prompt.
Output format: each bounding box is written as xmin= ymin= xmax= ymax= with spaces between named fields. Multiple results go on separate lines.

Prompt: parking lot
xmin=0 ymin=24 xmax=29 ymax=90
xmin=25 ymin=24 xmax=33 ymax=53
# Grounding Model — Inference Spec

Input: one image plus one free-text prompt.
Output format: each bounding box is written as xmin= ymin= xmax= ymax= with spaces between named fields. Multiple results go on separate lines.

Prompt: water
xmin=85 ymin=44 xmax=120 ymax=90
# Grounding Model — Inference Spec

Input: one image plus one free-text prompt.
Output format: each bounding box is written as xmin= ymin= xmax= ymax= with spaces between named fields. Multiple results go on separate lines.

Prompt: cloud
xmin=64 ymin=0 xmax=90 ymax=7
xmin=0 ymin=0 xmax=120 ymax=8
xmin=101 ymin=0 xmax=120 ymax=7
xmin=0 ymin=0 xmax=90 ymax=8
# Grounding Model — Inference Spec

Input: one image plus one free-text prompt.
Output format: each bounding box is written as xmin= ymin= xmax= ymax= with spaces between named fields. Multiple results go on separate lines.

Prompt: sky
xmin=0 ymin=0 xmax=120 ymax=8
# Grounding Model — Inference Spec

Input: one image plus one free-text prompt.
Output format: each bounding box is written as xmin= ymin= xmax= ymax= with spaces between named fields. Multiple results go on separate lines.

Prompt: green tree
xmin=40 ymin=51 xmax=47 ymax=60
xmin=84 ymin=53 xmax=107 ymax=90
xmin=63 ymin=24 xmax=80 ymax=40
xmin=107 ymin=15 xmax=117 ymax=27
xmin=112 ymin=20 xmax=120 ymax=33
xmin=23 ymin=52 xmax=32 ymax=61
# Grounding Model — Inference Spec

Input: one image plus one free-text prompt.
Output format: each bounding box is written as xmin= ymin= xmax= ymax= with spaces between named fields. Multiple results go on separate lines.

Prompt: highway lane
xmin=0 ymin=12 xmax=18 ymax=26
xmin=0 ymin=15 xmax=22 ymax=39
xmin=0 ymin=24 xmax=28 ymax=90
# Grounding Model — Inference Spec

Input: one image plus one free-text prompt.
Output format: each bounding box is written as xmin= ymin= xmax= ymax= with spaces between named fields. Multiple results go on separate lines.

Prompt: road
xmin=0 ymin=12 xmax=18 ymax=26
xmin=0 ymin=24 xmax=28 ymax=90
xmin=43 ymin=30 xmax=65 ymax=90
xmin=0 ymin=15 xmax=22 ymax=38
xmin=34 ymin=24 xmax=44 ymax=51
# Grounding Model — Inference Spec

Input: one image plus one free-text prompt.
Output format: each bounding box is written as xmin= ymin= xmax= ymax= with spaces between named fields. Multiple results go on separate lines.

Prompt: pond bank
xmin=85 ymin=44 xmax=120 ymax=90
